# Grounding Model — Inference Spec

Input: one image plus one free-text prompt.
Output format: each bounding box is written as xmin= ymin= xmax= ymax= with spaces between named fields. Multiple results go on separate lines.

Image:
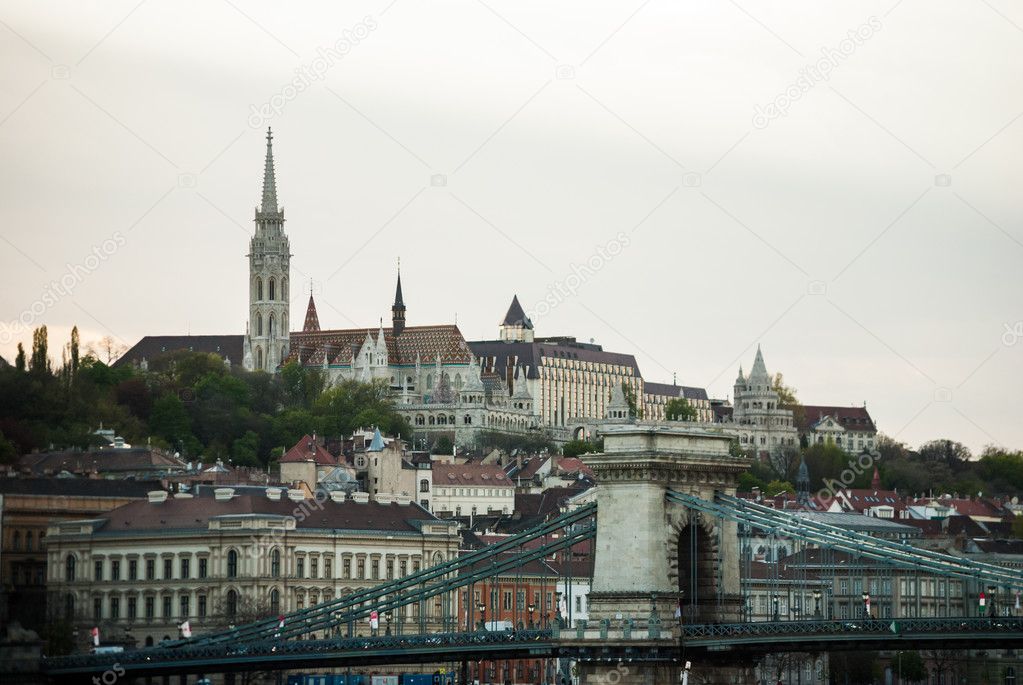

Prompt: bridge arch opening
xmin=676 ymin=514 xmax=720 ymax=622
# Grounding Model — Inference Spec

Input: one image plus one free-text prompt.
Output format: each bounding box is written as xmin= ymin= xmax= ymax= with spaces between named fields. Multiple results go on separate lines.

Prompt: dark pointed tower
xmin=246 ymin=127 xmax=291 ymax=371
xmin=796 ymin=454 xmax=811 ymax=507
xmin=392 ymin=260 xmax=406 ymax=337
xmin=303 ymin=293 xmax=320 ymax=332
xmin=499 ymin=294 xmax=534 ymax=342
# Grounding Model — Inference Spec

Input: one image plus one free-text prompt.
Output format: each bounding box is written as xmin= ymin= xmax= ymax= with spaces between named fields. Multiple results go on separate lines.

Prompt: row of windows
xmin=81 ymin=593 xmax=210 ymax=621
xmin=7 ymin=530 xmax=44 ymax=551
xmin=435 ymin=487 xmax=513 ymax=498
xmin=253 ymin=311 xmax=287 ymax=337
xmin=253 ymin=276 xmax=287 ymax=302
xmin=270 ymin=550 xmax=422 ymax=581
xmin=83 ymin=556 xmax=210 ymax=582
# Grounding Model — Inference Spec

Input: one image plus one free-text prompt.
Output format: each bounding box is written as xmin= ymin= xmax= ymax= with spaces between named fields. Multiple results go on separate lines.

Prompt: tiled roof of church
xmin=303 ymin=294 xmax=320 ymax=332
xmin=289 ymin=325 xmax=471 ymax=366
xmin=114 ymin=335 xmax=244 ymax=368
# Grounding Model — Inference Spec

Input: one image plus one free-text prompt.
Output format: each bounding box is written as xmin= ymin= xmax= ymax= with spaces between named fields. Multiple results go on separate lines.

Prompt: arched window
xmin=420 ymin=479 xmax=429 ymax=493
xmin=65 ymin=555 xmax=76 ymax=581
xmin=227 ymin=550 xmax=238 ymax=578
xmin=12 ymin=531 xmax=20 ymax=551
xmin=269 ymin=312 xmax=276 ymax=337
xmin=256 ymin=347 xmax=264 ymax=370
xmin=415 ymin=415 xmax=425 ymax=426
xmin=269 ymin=277 xmax=276 ymax=301
xmin=145 ymin=636 xmax=154 ymax=647
xmin=464 ymin=415 xmax=472 ymax=425
xmin=270 ymin=549 xmax=280 ymax=578
xmin=281 ymin=346 xmax=286 ymax=363
xmin=454 ymin=374 xmax=463 ymax=389
xmin=281 ymin=277 xmax=288 ymax=301
xmin=25 ymin=531 xmax=33 ymax=551
xmin=226 ymin=589 xmax=238 ymax=618
xmin=269 ymin=588 xmax=280 ymax=614
xmin=256 ymin=277 xmax=263 ymax=301
xmin=256 ymin=312 xmax=263 ymax=336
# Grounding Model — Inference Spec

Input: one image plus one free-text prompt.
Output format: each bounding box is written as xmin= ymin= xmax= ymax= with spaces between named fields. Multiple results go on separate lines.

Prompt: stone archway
xmin=666 ymin=506 xmax=723 ymax=623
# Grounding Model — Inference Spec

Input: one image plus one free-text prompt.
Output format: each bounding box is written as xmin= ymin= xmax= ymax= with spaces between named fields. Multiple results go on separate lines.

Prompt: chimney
xmin=287 ymin=489 xmax=305 ymax=502
xmin=147 ymin=491 xmax=168 ymax=503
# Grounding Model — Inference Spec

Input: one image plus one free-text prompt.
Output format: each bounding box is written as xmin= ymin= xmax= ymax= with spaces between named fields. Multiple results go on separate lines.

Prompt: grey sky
xmin=1 ymin=1 xmax=1021 ymax=454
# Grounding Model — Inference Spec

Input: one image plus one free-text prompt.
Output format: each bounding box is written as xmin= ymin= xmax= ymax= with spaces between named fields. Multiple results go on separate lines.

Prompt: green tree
xmin=895 ymin=651 xmax=927 ymax=681
xmin=30 ymin=325 xmax=50 ymax=374
xmin=771 ymin=372 xmax=799 ymax=405
xmin=149 ymin=393 xmax=194 ymax=450
xmin=766 ymin=479 xmax=795 ymax=495
xmin=664 ymin=397 xmax=697 ymax=421
xmin=562 ymin=439 xmax=600 ymax=458
xmin=0 ymin=430 xmax=17 ymax=464
xmin=14 ymin=343 xmax=26 ymax=371
xmin=918 ymin=439 xmax=972 ymax=470
xmin=315 ymin=379 xmax=411 ymax=438
xmin=231 ymin=430 xmax=261 ymax=467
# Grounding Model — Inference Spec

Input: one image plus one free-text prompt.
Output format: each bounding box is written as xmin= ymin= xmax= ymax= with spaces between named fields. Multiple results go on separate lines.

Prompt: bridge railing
xmin=680 ymin=616 xmax=1023 ymax=640
xmin=44 ymin=628 xmax=555 ymax=672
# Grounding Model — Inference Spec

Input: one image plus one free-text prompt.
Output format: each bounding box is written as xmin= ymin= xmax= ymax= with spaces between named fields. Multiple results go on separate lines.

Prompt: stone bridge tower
xmin=578 ymin=423 xmax=752 ymax=684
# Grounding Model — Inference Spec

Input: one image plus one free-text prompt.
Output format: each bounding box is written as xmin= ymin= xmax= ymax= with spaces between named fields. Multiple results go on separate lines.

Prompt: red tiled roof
xmin=432 ymin=462 xmax=510 ymax=486
xmin=794 ymin=405 xmax=876 ymax=433
xmin=289 ymin=325 xmax=471 ymax=366
xmin=280 ymin=435 xmax=337 ymax=465
xmin=556 ymin=458 xmax=594 ymax=480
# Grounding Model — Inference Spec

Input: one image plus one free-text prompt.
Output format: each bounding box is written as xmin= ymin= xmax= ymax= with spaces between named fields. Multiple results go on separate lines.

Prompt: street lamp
xmin=813 ymin=590 xmax=822 ymax=619
xmin=988 ymin=586 xmax=997 ymax=618
xmin=772 ymin=595 xmax=779 ymax=622
xmin=527 ymin=603 xmax=535 ymax=629
xmin=477 ymin=602 xmax=486 ymax=630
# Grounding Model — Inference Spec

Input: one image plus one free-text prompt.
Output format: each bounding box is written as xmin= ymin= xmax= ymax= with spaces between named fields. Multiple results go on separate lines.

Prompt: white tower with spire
xmin=244 ymin=128 xmax=291 ymax=372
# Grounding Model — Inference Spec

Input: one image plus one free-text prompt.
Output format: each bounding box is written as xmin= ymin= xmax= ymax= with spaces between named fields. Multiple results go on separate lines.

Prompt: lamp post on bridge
xmin=813 ymin=590 xmax=821 ymax=619
xmin=987 ymin=586 xmax=997 ymax=618
xmin=477 ymin=602 xmax=486 ymax=631
xmin=527 ymin=603 xmax=535 ymax=629
xmin=772 ymin=595 xmax=780 ymax=622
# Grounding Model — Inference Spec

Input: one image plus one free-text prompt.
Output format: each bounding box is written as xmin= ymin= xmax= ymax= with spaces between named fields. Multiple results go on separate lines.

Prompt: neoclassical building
xmin=45 ymin=487 xmax=460 ymax=651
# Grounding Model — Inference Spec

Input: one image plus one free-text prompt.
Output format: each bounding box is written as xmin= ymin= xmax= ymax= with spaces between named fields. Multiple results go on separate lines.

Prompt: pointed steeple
xmin=392 ymin=259 xmax=406 ymax=337
xmin=367 ymin=427 xmax=386 ymax=452
xmin=797 ymin=455 xmax=810 ymax=506
xmin=871 ymin=466 xmax=881 ymax=490
xmin=749 ymin=344 xmax=769 ymax=382
xmin=303 ymin=293 xmax=320 ymax=332
xmin=499 ymin=294 xmax=534 ymax=342
xmin=261 ymin=128 xmax=278 ymax=213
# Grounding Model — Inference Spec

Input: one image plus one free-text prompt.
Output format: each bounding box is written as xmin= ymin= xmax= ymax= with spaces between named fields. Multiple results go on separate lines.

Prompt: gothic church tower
xmin=245 ymin=128 xmax=291 ymax=371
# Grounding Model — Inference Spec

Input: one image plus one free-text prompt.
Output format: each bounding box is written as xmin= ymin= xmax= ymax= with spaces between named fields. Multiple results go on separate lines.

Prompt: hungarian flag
xmin=278 ymin=615 xmax=285 ymax=629
xmin=91 ymin=626 xmax=100 ymax=646
xmin=980 ymin=592 xmax=987 ymax=609
xmin=369 ymin=610 xmax=379 ymax=630
xmin=180 ymin=621 xmax=191 ymax=638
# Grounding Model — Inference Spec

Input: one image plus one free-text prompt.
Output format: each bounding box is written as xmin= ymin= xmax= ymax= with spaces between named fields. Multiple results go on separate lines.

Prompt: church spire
xmin=261 ymin=127 xmax=278 ymax=213
xmin=303 ymin=293 xmax=320 ymax=332
xmin=392 ymin=259 xmax=406 ymax=336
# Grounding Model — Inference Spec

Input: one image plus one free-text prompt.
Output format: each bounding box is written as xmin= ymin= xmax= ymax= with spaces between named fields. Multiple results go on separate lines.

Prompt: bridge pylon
xmin=577 ymin=423 xmax=754 ymax=684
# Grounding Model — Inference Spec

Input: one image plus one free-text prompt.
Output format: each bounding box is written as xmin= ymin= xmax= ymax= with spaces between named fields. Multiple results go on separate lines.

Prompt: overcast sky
xmin=1 ymin=1 xmax=1021 ymax=454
